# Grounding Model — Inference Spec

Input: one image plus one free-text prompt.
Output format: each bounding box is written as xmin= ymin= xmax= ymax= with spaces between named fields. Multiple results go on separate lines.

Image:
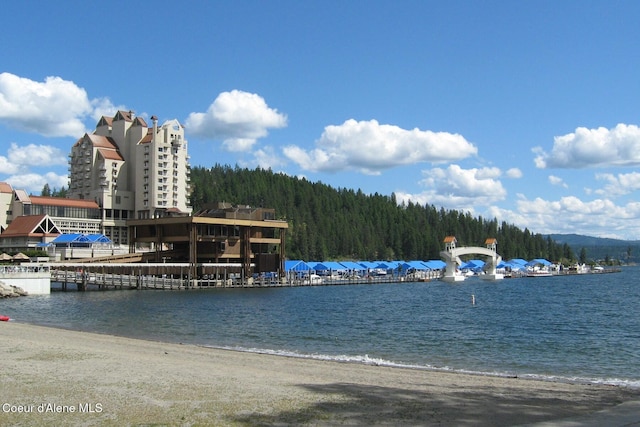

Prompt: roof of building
xmin=97 ymin=147 xmax=124 ymax=161
xmin=133 ymin=116 xmax=148 ymax=127
xmin=114 ymin=110 xmax=134 ymax=122
xmin=89 ymin=134 xmax=119 ymax=149
xmin=51 ymin=233 xmax=112 ymax=245
xmin=0 ymin=182 xmax=13 ymax=194
xmin=13 ymin=189 xmax=30 ymax=202
xmin=97 ymin=116 xmax=113 ymax=127
xmin=28 ymin=196 xmax=99 ymax=209
xmin=73 ymin=133 xmax=121 ymax=150
xmin=139 ymin=128 xmax=153 ymax=144
xmin=0 ymin=215 xmax=61 ymax=237
xmin=443 ymin=236 xmax=457 ymax=243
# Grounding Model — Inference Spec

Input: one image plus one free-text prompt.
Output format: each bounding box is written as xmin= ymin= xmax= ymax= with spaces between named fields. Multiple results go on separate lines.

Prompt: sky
xmin=2 ymin=1 xmax=640 ymax=240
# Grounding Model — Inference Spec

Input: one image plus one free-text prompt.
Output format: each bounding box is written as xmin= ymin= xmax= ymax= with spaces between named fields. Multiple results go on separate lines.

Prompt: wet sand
xmin=1 ymin=322 xmax=638 ymax=426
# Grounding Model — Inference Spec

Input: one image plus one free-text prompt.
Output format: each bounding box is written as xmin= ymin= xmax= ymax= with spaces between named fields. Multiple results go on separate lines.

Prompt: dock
xmin=49 ymin=262 xmax=444 ymax=291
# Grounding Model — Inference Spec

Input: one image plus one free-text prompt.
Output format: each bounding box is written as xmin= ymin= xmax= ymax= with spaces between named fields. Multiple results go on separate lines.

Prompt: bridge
xmin=439 ymin=236 xmax=503 ymax=282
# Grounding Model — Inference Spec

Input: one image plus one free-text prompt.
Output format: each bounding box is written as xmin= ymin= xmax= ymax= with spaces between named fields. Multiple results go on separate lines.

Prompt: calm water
xmin=3 ymin=266 xmax=640 ymax=388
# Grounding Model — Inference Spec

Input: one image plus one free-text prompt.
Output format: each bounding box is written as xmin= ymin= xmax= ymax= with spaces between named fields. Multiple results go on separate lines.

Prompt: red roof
xmin=139 ymin=128 xmax=153 ymax=144
xmin=29 ymin=196 xmax=99 ymax=209
xmin=0 ymin=215 xmax=60 ymax=237
xmin=97 ymin=147 xmax=124 ymax=161
xmin=0 ymin=182 xmax=13 ymax=194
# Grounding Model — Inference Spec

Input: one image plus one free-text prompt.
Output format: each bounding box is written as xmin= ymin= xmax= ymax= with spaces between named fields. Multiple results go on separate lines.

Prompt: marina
xmin=2 ymin=265 xmax=639 ymax=390
xmin=0 ymin=235 xmax=621 ymax=293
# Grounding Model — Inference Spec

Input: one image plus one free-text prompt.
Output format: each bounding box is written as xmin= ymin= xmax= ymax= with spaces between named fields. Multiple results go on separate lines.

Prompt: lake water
xmin=3 ymin=266 xmax=639 ymax=388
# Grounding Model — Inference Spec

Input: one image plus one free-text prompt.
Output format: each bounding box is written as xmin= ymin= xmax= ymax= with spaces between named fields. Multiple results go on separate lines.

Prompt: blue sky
xmin=2 ymin=1 xmax=640 ymax=239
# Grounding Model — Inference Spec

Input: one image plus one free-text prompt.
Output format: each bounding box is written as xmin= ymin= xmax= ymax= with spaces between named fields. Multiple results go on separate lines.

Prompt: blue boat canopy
xmin=50 ymin=233 xmax=113 ymax=247
xmin=313 ymin=261 xmax=347 ymax=271
xmin=284 ymin=260 xmax=312 ymax=272
xmin=526 ymin=258 xmax=552 ymax=267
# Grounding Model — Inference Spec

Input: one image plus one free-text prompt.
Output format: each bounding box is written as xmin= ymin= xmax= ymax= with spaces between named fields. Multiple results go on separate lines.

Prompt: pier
xmin=49 ymin=262 xmax=443 ymax=291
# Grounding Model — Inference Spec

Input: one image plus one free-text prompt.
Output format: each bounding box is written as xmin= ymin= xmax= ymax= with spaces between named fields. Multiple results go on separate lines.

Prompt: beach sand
xmin=1 ymin=322 xmax=638 ymax=426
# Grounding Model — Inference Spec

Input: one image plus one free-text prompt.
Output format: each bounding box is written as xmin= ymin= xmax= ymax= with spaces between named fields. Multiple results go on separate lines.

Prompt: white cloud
xmin=534 ymin=123 xmax=640 ymax=169
xmin=8 ymin=142 xmax=67 ymax=167
xmin=5 ymin=172 xmax=68 ymax=194
xmin=488 ymin=196 xmax=640 ymax=240
xmin=548 ymin=175 xmax=568 ymax=188
xmin=0 ymin=72 xmax=93 ymax=137
xmin=284 ymin=119 xmax=478 ymax=174
xmin=90 ymin=97 xmax=127 ymax=122
xmin=252 ymin=146 xmax=286 ymax=170
xmin=505 ymin=167 xmax=522 ymax=179
xmin=595 ymin=171 xmax=640 ymax=197
xmin=0 ymin=155 xmax=20 ymax=175
xmin=395 ymin=164 xmax=506 ymax=211
xmin=185 ymin=90 xmax=287 ymax=152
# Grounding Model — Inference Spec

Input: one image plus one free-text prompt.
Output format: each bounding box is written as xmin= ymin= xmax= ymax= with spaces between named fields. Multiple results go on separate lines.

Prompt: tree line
xmin=190 ymin=165 xmax=575 ymax=263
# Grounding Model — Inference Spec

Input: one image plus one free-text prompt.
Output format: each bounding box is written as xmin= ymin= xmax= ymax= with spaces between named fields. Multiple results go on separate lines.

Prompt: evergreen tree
xmin=579 ymin=247 xmax=588 ymax=264
xmin=189 ymin=165 xmax=569 ymax=261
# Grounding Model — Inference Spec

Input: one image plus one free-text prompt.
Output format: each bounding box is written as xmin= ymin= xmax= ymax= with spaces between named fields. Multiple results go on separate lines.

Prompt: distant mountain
xmin=547 ymin=233 xmax=640 ymax=262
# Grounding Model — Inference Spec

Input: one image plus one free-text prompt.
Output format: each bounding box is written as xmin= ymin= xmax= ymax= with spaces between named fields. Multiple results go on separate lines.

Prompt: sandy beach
xmin=0 ymin=322 xmax=638 ymax=426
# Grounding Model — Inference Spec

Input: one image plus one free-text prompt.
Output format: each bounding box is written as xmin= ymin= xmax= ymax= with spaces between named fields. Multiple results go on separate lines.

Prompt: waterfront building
xmin=0 ymin=214 xmax=61 ymax=253
xmin=67 ymin=111 xmax=192 ymax=245
xmin=0 ymin=183 xmax=118 ymax=256
xmin=0 ymin=110 xmax=192 ymax=253
xmin=128 ymin=202 xmax=288 ymax=279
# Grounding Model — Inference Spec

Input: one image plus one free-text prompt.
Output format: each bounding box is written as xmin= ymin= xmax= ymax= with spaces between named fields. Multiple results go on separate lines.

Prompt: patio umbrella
xmin=12 ymin=252 xmax=30 ymax=262
xmin=0 ymin=253 xmax=12 ymax=261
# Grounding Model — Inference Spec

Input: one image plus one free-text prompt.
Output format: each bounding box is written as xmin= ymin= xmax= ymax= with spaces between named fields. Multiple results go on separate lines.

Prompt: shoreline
xmin=1 ymin=322 xmax=639 ymax=426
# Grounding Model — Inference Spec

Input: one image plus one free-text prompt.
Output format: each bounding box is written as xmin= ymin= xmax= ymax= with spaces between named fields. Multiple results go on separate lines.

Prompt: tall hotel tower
xmin=67 ymin=111 xmax=192 ymax=245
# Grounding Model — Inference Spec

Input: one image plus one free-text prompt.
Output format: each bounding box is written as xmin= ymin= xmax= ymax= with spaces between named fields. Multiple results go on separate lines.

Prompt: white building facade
xmin=68 ymin=111 xmax=192 ymax=245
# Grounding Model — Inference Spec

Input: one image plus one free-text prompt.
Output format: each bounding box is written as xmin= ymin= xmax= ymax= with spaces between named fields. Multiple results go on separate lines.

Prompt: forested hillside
xmin=548 ymin=234 xmax=638 ymax=263
xmin=190 ymin=165 xmax=574 ymax=262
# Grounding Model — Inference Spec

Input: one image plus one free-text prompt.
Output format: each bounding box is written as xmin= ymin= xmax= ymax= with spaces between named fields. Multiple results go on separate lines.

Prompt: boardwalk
xmin=48 ymin=262 xmax=620 ymax=291
xmin=50 ymin=263 xmax=443 ymax=291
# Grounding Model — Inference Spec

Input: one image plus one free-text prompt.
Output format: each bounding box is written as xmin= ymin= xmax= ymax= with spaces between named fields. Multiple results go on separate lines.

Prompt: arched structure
xmin=439 ymin=236 xmax=503 ymax=282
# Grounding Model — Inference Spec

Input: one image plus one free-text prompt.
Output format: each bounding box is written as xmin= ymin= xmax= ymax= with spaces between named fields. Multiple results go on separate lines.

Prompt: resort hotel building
xmin=0 ymin=111 xmax=193 ymax=255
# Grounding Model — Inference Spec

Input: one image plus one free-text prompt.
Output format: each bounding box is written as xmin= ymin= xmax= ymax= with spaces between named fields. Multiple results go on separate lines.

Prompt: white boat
xmin=526 ymin=266 xmax=552 ymax=277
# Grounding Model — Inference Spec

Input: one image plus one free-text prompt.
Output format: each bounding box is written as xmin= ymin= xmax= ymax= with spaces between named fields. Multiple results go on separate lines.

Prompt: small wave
xmin=201 ymin=344 xmax=640 ymax=389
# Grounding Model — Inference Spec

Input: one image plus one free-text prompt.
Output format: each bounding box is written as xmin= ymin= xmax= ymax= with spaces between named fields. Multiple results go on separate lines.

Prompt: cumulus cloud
xmin=0 ymin=155 xmax=20 ymax=175
xmin=5 ymin=172 xmax=68 ymax=193
xmin=505 ymin=167 xmax=522 ymax=179
xmin=0 ymin=72 xmax=93 ymax=137
xmin=595 ymin=171 xmax=640 ymax=197
xmin=395 ymin=164 xmax=506 ymax=211
xmin=534 ymin=123 xmax=640 ymax=169
xmin=284 ymin=119 xmax=478 ymax=174
xmin=252 ymin=146 xmax=287 ymax=170
xmin=0 ymin=143 xmax=69 ymax=193
xmin=486 ymin=195 xmax=640 ymax=240
xmin=90 ymin=97 xmax=127 ymax=122
xmin=185 ymin=90 xmax=287 ymax=152
xmin=8 ymin=142 xmax=67 ymax=167
xmin=548 ymin=175 xmax=568 ymax=188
